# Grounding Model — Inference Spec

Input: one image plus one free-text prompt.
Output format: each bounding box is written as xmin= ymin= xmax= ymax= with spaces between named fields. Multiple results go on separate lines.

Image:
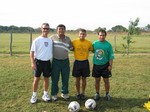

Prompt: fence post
xmin=30 ymin=31 xmax=32 ymax=51
xmin=10 ymin=32 xmax=13 ymax=56
xmin=114 ymin=32 xmax=117 ymax=51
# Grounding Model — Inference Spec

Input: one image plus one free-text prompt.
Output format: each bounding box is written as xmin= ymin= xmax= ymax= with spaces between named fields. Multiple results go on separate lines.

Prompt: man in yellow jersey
xmin=72 ymin=29 xmax=93 ymax=100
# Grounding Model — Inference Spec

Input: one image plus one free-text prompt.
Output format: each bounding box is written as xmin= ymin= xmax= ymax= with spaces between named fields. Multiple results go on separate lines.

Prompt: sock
xmin=33 ymin=92 xmax=37 ymax=96
xmin=44 ymin=91 xmax=48 ymax=95
xmin=106 ymin=92 xmax=109 ymax=95
xmin=77 ymin=92 xmax=80 ymax=95
xmin=96 ymin=92 xmax=99 ymax=94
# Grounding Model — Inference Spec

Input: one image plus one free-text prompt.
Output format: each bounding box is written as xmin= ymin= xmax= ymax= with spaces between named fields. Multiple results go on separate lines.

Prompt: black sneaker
xmin=81 ymin=94 xmax=86 ymax=100
xmin=105 ymin=94 xmax=111 ymax=101
xmin=76 ymin=94 xmax=81 ymax=100
xmin=94 ymin=93 xmax=100 ymax=101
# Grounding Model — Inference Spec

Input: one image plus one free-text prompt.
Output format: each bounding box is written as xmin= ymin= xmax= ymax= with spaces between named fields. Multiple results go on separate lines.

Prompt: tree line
xmin=0 ymin=25 xmax=55 ymax=33
xmin=0 ymin=23 xmax=150 ymax=33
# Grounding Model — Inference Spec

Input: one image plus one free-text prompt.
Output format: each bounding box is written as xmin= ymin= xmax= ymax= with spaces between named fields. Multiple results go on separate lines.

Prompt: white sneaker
xmin=52 ymin=95 xmax=58 ymax=101
xmin=61 ymin=93 xmax=69 ymax=99
xmin=30 ymin=95 xmax=37 ymax=104
xmin=42 ymin=94 xmax=51 ymax=102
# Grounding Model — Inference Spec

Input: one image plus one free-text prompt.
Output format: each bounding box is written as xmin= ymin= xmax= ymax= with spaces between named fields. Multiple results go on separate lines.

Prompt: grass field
xmin=0 ymin=32 xmax=150 ymax=54
xmin=0 ymin=33 xmax=150 ymax=112
xmin=0 ymin=54 xmax=150 ymax=112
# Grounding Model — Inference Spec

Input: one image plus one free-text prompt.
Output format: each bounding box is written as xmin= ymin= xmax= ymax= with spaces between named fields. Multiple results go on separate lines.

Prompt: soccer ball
xmin=68 ymin=101 xmax=80 ymax=112
xmin=85 ymin=99 xmax=96 ymax=110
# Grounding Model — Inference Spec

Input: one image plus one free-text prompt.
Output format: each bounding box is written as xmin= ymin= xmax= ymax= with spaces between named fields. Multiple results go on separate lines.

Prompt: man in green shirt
xmin=92 ymin=29 xmax=114 ymax=101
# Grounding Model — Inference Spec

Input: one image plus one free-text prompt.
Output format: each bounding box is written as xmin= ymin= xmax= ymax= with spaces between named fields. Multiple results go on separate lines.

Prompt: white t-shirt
xmin=30 ymin=36 xmax=53 ymax=61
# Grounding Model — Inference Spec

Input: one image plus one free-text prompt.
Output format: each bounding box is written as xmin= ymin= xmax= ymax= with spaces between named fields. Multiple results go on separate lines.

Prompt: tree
xmin=145 ymin=24 xmax=150 ymax=32
xmin=146 ymin=24 xmax=150 ymax=29
xmin=94 ymin=27 xmax=106 ymax=33
xmin=128 ymin=17 xmax=140 ymax=35
xmin=122 ymin=17 xmax=140 ymax=55
xmin=111 ymin=25 xmax=127 ymax=32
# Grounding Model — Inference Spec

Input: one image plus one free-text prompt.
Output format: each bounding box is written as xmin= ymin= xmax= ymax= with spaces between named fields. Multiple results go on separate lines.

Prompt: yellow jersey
xmin=72 ymin=38 xmax=93 ymax=61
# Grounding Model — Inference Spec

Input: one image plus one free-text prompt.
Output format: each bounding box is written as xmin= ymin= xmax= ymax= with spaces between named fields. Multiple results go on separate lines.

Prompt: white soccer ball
xmin=68 ymin=101 xmax=80 ymax=112
xmin=85 ymin=99 xmax=96 ymax=110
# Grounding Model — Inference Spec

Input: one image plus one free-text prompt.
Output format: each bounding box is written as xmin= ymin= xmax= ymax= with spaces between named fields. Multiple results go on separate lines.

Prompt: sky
xmin=0 ymin=0 xmax=149 ymax=30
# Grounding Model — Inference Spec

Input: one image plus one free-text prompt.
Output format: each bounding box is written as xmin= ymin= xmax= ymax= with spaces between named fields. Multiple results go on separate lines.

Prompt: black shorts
xmin=92 ymin=63 xmax=112 ymax=78
xmin=34 ymin=59 xmax=51 ymax=77
xmin=72 ymin=60 xmax=90 ymax=77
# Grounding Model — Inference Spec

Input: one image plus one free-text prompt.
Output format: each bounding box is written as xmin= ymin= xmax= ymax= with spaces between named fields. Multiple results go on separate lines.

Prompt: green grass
xmin=0 ymin=32 xmax=150 ymax=54
xmin=0 ymin=32 xmax=150 ymax=111
xmin=0 ymin=54 xmax=150 ymax=112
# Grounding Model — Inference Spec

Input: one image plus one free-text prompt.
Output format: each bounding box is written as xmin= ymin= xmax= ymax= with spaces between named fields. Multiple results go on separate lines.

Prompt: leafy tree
xmin=111 ymin=25 xmax=127 ymax=32
xmin=145 ymin=24 xmax=150 ymax=31
xmin=128 ymin=17 xmax=140 ymax=35
xmin=94 ymin=27 xmax=106 ymax=33
xmin=146 ymin=24 xmax=150 ymax=29
xmin=122 ymin=17 xmax=140 ymax=55
xmin=0 ymin=25 xmax=36 ymax=33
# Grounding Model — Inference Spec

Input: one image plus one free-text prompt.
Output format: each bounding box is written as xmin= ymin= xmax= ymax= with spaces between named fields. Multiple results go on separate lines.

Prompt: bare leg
xmin=95 ymin=77 xmax=101 ymax=93
xmin=82 ymin=77 xmax=86 ymax=95
xmin=103 ymin=78 xmax=110 ymax=93
xmin=44 ymin=77 xmax=49 ymax=91
xmin=33 ymin=77 xmax=40 ymax=92
xmin=76 ymin=77 xmax=81 ymax=94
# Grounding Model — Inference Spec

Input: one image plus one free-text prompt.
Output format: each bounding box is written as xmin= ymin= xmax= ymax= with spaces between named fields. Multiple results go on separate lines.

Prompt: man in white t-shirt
xmin=30 ymin=23 xmax=53 ymax=104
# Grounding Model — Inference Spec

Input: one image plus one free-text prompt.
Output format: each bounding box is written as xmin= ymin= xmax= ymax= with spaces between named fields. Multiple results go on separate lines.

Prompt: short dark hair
xmin=57 ymin=24 xmax=66 ymax=30
xmin=97 ymin=29 xmax=107 ymax=36
xmin=79 ymin=28 xmax=86 ymax=33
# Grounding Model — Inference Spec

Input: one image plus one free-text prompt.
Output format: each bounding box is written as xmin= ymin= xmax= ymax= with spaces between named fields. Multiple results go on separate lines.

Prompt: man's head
xmin=41 ymin=23 xmax=50 ymax=37
xmin=79 ymin=28 xmax=87 ymax=40
xmin=97 ymin=29 xmax=107 ymax=42
xmin=56 ymin=24 xmax=66 ymax=37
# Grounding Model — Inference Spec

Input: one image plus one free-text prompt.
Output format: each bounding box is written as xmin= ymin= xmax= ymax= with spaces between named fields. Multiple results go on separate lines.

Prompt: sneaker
xmin=81 ymin=94 xmax=86 ymax=100
xmin=94 ymin=93 xmax=100 ymax=101
xmin=61 ymin=93 xmax=69 ymax=99
xmin=42 ymin=94 xmax=51 ymax=102
xmin=30 ymin=95 xmax=37 ymax=104
xmin=52 ymin=95 xmax=58 ymax=101
xmin=76 ymin=94 xmax=81 ymax=100
xmin=105 ymin=93 xmax=111 ymax=101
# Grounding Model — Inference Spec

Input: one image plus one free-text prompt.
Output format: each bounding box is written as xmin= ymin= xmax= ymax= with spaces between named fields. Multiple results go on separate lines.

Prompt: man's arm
xmin=108 ymin=60 xmax=113 ymax=71
xmin=30 ymin=51 xmax=36 ymax=70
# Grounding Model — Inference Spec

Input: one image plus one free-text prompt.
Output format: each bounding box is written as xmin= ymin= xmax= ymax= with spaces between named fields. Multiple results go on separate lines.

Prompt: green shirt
xmin=92 ymin=40 xmax=114 ymax=65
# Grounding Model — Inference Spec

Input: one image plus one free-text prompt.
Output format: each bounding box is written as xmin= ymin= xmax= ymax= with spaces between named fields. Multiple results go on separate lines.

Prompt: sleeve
xmin=30 ymin=40 xmax=36 ymax=52
xmin=109 ymin=44 xmax=114 ymax=60
xmin=92 ymin=41 xmax=95 ymax=53
xmin=89 ymin=42 xmax=94 ymax=52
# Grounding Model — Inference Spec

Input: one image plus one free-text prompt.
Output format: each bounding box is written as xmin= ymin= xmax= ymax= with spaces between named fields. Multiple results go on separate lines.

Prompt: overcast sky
xmin=0 ymin=0 xmax=149 ymax=30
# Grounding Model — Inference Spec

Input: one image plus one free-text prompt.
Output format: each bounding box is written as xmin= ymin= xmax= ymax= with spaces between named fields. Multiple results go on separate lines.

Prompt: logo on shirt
xmin=95 ymin=49 xmax=104 ymax=60
xmin=77 ymin=45 xmax=87 ymax=56
xmin=44 ymin=42 xmax=48 ymax=47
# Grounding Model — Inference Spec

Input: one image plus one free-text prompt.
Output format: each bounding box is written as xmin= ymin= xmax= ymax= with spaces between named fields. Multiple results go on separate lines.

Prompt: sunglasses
xmin=42 ymin=28 xmax=49 ymax=30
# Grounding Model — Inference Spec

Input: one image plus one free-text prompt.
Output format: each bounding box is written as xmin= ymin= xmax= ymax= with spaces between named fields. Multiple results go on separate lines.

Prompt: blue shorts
xmin=34 ymin=59 xmax=51 ymax=77
xmin=92 ymin=63 xmax=112 ymax=78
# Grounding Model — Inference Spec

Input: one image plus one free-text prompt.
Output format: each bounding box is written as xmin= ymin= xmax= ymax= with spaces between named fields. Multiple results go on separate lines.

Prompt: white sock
xmin=44 ymin=91 xmax=48 ymax=95
xmin=33 ymin=92 xmax=37 ymax=96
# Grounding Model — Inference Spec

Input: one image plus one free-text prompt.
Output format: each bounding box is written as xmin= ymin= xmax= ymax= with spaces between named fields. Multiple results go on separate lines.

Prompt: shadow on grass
xmin=67 ymin=96 xmax=147 ymax=112
xmin=28 ymin=96 xmax=148 ymax=112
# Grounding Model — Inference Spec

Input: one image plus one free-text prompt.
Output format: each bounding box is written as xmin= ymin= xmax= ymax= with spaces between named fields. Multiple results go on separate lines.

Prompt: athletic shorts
xmin=72 ymin=60 xmax=90 ymax=77
xmin=34 ymin=58 xmax=51 ymax=77
xmin=92 ymin=62 xmax=112 ymax=78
